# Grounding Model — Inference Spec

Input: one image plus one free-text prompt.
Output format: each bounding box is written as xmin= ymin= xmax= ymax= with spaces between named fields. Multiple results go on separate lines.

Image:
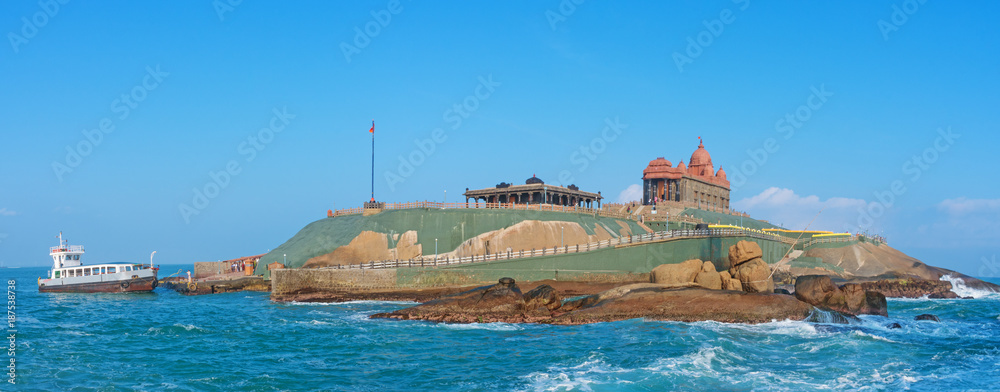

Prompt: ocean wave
xmin=941 ymin=275 xmax=998 ymax=299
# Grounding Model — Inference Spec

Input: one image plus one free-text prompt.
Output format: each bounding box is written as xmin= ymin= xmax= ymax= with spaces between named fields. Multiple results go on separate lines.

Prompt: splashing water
xmin=940 ymin=274 xmax=998 ymax=298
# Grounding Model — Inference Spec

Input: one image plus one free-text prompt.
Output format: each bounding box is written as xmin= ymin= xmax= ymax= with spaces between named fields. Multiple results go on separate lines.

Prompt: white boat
xmin=37 ymin=232 xmax=158 ymax=293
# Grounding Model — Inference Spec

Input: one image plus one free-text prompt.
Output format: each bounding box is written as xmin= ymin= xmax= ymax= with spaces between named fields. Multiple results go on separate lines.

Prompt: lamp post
xmin=435 ymin=238 xmax=438 ymax=262
xmin=444 ymin=190 xmax=447 ymax=204
xmin=283 ymin=254 xmax=286 ymax=266
xmin=561 ymin=226 xmax=564 ymax=248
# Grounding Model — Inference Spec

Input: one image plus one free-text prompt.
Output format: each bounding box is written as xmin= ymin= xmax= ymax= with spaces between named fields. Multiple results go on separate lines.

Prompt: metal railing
xmin=332 ymin=201 xmax=631 ymax=220
xmin=326 ymin=227 xmax=796 ymax=270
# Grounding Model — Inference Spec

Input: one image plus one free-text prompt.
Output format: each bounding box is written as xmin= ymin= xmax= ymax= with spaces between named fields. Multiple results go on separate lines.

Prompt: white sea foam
xmin=851 ymin=330 xmax=898 ymax=343
xmin=940 ymin=274 xmax=998 ymax=299
xmin=437 ymin=322 xmax=523 ymax=332
xmin=520 ymin=358 xmax=627 ymax=392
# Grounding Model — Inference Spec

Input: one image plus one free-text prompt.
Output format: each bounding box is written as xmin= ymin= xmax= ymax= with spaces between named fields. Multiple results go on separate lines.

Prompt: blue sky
xmin=1 ymin=1 xmax=998 ymax=276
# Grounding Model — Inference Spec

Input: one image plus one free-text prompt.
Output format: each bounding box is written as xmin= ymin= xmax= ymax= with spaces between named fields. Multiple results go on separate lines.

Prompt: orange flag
xmin=369 ymin=120 xmax=374 ymax=133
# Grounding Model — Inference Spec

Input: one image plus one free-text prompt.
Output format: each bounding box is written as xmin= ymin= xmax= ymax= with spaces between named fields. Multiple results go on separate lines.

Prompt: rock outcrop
xmin=730 ymin=258 xmax=775 ymax=293
xmin=694 ymin=261 xmax=722 ymax=290
xmin=859 ymin=279 xmax=956 ymax=298
xmin=650 ymin=259 xmax=703 ymax=285
xmin=373 ymin=279 xmax=826 ymax=325
xmin=719 ymin=271 xmax=743 ymax=291
xmin=370 ymin=278 xmax=556 ymax=323
xmin=726 ymin=241 xmax=775 ymax=293
xmin=728 ymin=240 xmax=763 ymax=266
xmin=915 ymin=314 xmax=940 ymax=322
xmin=550 ymin=286 xmax=817 ymax=325
xmin=794 ymin=275 xmax=888 ymax=316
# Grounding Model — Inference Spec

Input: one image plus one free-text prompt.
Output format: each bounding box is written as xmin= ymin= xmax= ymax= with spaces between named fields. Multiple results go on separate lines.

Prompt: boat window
xmin=74 ymin=255 xmax=80 ymax=260
xmin=54 ymin=271 xmax=60 ymax=278
xmin=83 ymin=268 xmax=91 ymax=276
xmin=108 ymin=267 xmax=116 ymax=273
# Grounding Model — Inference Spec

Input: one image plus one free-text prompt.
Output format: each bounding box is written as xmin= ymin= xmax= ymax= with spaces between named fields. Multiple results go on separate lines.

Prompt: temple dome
xmin=716 ymin=167 xmax=726 ymax=180
xmin=647 ymin=157 xmax=672 ymax=168
xmin=525 ymin=174 xmax=544 ymax=185
xmin=677 ymin=160 xmax=686 ymax=170
xmin=690 ymin=140 xmax=713 ymax=167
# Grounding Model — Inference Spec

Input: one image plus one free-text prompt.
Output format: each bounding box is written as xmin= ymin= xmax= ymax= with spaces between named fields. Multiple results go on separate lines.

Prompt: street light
xmin=444 ymin=190 xmax=447 ymax=203
xmin=435 ymin=238 xmax=438 ymax=262
xmin=283 ymin=254 xmax=286 ymax=265
xmin=561 ymin=226 xmax=564 ymax=248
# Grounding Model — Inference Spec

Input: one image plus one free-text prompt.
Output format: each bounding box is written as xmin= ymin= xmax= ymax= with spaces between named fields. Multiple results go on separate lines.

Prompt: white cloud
xmin=732 ymin=187 xmax=870 ymax=232
xmin=0 ymin=208 xmax=16 ymax=217
xmin=938 ymin=197 xmax=1000 ymax=216
xmin=617 ymin=184 xmax=642 ymax=203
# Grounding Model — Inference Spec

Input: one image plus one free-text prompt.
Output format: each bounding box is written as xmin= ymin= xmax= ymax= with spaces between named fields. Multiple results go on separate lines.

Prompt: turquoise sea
xmin=4 ymin=265 xmax=1000 ymax=391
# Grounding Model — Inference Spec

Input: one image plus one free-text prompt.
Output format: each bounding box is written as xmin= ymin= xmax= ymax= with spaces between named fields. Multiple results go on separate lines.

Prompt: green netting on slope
xmin=256 ymin=208 xmax=646 ymax=277
xmin=789 ymin=256 xmax=846 ymax=274
xmin=679 ymin=208 xmax=784 ymax=230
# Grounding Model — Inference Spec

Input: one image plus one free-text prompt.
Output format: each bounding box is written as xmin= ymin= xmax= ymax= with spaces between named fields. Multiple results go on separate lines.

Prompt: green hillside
xmin=256 ymin=208 xmax=647 ymax=277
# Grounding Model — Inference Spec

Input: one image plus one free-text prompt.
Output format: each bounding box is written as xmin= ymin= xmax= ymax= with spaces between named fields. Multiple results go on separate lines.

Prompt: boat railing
xmin=50 ymin=245 xmax=85 ymax=253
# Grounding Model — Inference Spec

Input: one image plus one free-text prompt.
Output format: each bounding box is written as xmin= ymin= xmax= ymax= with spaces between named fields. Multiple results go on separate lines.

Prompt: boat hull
xmin=38 ymin=274 xmax=158 ymax=293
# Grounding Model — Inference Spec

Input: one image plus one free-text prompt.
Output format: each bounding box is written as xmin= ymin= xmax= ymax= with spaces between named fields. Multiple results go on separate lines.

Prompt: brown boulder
xmin=719 ymin=271 xmax=742 ymax=291
xmin=694 ymin=261 xmax=722 ymax=290
xmin=523 ymin=284 xmax=562 ymax=311
xmin=729 ymin=258 xmax=774 ymax=293
xmin=728 ymin=241 xmax=763 ymax=267
xmin=794 ymin=275 xmax=888 ymax=316
xmin=650 ymin=259 xmax=703 ymax=285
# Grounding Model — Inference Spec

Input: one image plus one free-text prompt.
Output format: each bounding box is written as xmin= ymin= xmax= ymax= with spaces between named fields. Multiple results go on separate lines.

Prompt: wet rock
xmin=859 ymin=279 xmax=954 ymax=298
xmin=963 ymin=296 xmax=974 ymax=300
xmin=730 ymin=258 xmax=774 ymax=293
xmin=551 ymin=286 xmax=816 ymax=325
xmin=928 ymin=291 xmax=959 ymax=299
xmin=650 ymin=259 xmax=703 ymax=285
xmin=887 ymin=322 xmax=902 ymax=329
xmin=694 ymin=261 xmax=722 ymax=290
xmin=523 ymin=284 xmax=561 ymax=311
xmin=728 ymin=241 xmax=763 ymax=267
xmin=794 ymin=275 xmax=888 ymax=316
xmin=915 ymin=314 xmax=940 ymax=322
xmin=370 ymin=278 xmax=534 ymax=323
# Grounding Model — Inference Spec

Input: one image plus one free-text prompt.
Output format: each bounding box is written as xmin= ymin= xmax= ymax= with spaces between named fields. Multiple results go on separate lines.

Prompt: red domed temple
xmin=642 ymin=139 xmax=730 ymax=211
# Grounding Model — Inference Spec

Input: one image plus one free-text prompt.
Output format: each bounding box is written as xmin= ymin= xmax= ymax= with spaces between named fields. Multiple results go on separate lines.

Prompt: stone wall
xmin=194 ymin=262 xmax=228 ymax=279
xmin=271 ymin=268 xmax=398 ymax=295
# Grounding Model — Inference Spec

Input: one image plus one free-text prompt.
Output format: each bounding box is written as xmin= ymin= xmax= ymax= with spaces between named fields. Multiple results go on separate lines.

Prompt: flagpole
xmin=370 ymin=120 xmax=375 ymax=203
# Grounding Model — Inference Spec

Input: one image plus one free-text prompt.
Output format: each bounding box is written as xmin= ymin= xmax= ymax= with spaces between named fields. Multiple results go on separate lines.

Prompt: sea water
xmin=4 ymin=266 xmax=1000 ymax=391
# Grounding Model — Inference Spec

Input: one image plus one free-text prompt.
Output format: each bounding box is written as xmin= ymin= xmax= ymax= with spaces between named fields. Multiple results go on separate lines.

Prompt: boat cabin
xmin=49 ymin=264 xmax=147 ymax=279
